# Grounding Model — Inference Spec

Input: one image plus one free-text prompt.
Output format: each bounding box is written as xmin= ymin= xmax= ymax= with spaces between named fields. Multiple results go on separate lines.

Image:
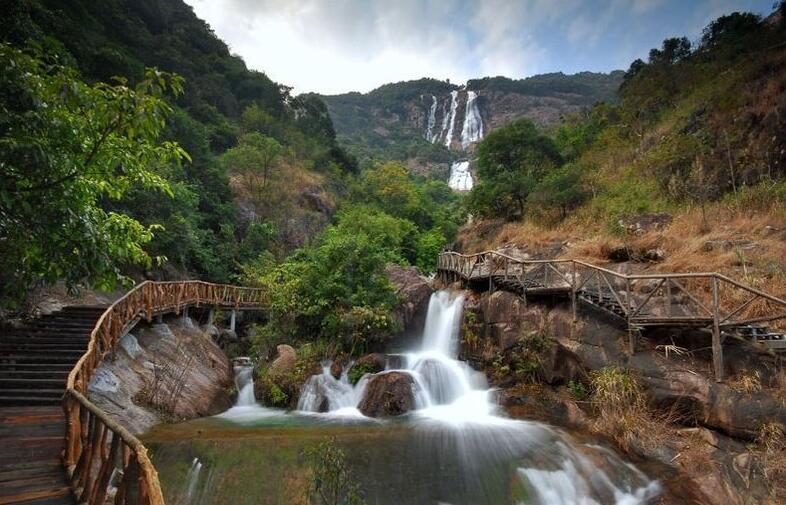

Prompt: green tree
xmin=528 ymin=163 xmax=589 ymax=218
xmin=468 ymin=119 xmax=563 ymax=219
xmin=303 ymin=438 xmax=366 ymax=505
xmin=221 ymin=132 xmax=283 ymax=196
xmin=0 ymin=44 xmax=187 ymax=302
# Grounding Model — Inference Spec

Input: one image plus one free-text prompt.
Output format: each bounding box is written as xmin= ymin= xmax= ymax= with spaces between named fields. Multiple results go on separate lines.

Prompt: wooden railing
xmin=63 ymin=280 xmax=268 ymax=504
xmin=438 ymin=250 xmax=786 ymax=381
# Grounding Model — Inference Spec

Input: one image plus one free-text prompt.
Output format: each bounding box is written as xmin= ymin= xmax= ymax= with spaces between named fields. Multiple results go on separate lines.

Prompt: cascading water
xmin=294 ymin=290 xmax=661 ymax=504
xmin=424 ymin=95 xmax=438 ymax=143
xmin=177 ymin=458 xmax=202 ymax=505
xmin=460 ymin=90 xmax=484 ymax=149
xmin=234 ymin=365 xmax=256 ymax=407
xmin=448 ymin=160 xmax=474 ymax=191
xmin=443 ymin=90 xmax=459 ymax=148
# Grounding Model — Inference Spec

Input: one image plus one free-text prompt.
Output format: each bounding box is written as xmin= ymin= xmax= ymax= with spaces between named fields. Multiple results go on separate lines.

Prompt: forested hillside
xmin=321 ymin=71 xmax=623 ymax=172
xmin=1 ymin=0 xmax=359 ymax=298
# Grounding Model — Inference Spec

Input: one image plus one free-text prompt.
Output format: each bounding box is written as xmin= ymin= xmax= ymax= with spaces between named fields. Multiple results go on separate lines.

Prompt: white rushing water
xmin=443 ymin=90 xmax=459 ymax=148
xmin=177 ymin=458 xmax=202 ymax=505
xmin=424 ymin=95 xmax=438 ymax=143
xmin=295 ymin=291 xmax=661 ymax=504
xmin=448 ymin=160 xmax=474 ymax=191
xmin=460 ymin=90 xmax=484 ymax=149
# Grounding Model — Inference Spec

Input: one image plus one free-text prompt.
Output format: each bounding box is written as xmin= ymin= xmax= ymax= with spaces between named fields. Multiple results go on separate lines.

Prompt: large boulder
xmin=386 ymin=264 xmax=433 ymax=331
xmin=358 ymin=372 xmax=416 ymax=417
xmin=268 ymin=345 xmax=297 ymax=377
xmin=347 ymin=353 xmax=387 ymax=384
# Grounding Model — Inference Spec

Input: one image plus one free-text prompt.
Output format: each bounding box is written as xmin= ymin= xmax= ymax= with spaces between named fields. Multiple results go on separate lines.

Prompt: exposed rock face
xmin=358 ymin=372 xmax=416 ymax=417
xmin=347 ymin=353 xmax=388 ymax=385
xmin=88 ymin=318 xmax=233 ymax=434
xmin=386 ymin=264 xmax=433 ymax=335
xmin=465 ymin=287 xmax=786 ymax=503
xmin=618 ymin=213 xmax=673 ymax=234
xmin=269 ymin=344 xmax=297 ymax=376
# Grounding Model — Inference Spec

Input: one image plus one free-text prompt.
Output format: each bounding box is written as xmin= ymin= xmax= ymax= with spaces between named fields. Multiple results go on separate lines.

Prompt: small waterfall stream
xmin=448 ymin=160 xmax=473 ymax=191
xmin=295 ymin=290 xmax=662 ymax=504
xmin=234 ymin=365 xmax=256 ymax=407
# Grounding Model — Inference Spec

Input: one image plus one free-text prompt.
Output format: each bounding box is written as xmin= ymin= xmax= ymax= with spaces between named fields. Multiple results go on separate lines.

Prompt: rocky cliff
xmin=88 ymin=316 xmax=234 ymax=434
xmin=459 ymin=288 xmax=786 ymax=504
xmin=321 ymin=72 xmax=623 ymax=183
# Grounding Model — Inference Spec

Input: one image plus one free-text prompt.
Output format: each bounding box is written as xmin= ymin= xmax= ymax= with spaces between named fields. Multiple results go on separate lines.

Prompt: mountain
xmin=320 ymin=71 xmax=624 ymax=180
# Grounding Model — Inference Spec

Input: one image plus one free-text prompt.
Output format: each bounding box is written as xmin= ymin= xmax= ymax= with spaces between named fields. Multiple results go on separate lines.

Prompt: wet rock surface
xmin=358 ymin=372 xmax=416 ymax=417
xmin=88 ymin=318 xmax=233 ymax=434
xmin=465 ymin=287 xmax=786 ymax=504
xmin=386 ymin=264 xmax=434 ymax=335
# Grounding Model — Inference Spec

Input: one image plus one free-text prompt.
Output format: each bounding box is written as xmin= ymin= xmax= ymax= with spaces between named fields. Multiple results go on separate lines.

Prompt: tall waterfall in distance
xmin=424 ymin=95 xmax=438 ymax=143
xmin=443 ymin=90 xmax=459 ymax=148
xmin=460 ymin=90 xmax=483 ymax=149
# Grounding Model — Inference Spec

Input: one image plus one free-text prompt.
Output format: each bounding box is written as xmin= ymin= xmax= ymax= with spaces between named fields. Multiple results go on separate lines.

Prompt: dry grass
xmin=756 ymin=422 xmax=786 ymax=500
xmin=588 ymin=366 xmax=673 ymax=451
xmin=728 ymin=370 xmax=763 ymax=394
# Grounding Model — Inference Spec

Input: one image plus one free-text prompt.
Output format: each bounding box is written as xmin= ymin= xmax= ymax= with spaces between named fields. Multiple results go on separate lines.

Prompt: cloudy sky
xmin=184 ymin=0 xmax=775 ymax=95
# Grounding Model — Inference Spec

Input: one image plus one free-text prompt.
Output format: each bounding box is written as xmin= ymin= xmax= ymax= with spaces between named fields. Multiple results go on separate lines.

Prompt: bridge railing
xmin=63 ymin=280 xmax=267 ymax=504
xmin=438 ymin=250 xmax=786 ymax=380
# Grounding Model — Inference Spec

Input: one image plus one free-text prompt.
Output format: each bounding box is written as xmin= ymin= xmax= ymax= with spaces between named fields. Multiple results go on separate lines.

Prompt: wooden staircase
xmin=0 ymin=306 xmax=105 ymax=505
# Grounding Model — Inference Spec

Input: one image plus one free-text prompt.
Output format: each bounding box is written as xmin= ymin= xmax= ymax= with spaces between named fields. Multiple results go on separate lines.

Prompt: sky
xmin=184 ymin=0 xmax=777 ymax=95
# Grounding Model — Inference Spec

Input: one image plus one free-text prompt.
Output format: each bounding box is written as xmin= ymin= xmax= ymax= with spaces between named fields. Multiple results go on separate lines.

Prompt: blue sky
xmin=185 ymin=0 xmax=777 ymax=94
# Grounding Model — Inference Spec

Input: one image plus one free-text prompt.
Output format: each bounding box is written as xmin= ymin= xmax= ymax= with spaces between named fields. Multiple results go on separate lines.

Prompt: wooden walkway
xmin=0 ymin=306 xmax=105 ymax=505
xmin=437 ymin=251 xmax=786 ymax=381
xmin=0 ymin=281 xmax=268 ymax=505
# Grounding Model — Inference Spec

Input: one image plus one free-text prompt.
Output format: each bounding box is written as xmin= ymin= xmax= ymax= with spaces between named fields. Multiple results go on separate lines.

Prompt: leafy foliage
xmin=468 ymin=119 xmax=563 ymax=219
xmin=0 ymin=44 xmax=187 ymax=301
xmin=303 ymin=438 xmax=366 ymax=505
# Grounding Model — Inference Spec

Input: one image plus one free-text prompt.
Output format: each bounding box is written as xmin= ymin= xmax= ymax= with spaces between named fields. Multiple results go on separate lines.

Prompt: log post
xmin=571 ymin=262 xmax=578 ymax=322
xmin=712 ymin=276 xmax=724 ymax=382
xmin=627 ymin=278 xmax=636 ymax=354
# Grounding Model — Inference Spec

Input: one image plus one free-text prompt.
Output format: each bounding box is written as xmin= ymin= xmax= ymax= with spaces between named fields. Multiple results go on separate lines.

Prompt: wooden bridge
xmin=0 ymin=281 xmax=267 ymax=505
xmin=437 ymin=250 xmax=786 ymax=382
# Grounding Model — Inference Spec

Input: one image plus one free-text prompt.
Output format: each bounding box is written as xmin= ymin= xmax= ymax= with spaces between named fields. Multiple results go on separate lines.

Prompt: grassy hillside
xmin=461 ymin=5 xmax=786 ymax=298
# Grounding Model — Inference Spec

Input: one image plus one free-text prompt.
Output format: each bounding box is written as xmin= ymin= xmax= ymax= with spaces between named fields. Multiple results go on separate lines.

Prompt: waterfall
xmin=234 ymin=365 xmax=256 ymax=407
xmin=292 ymin=291 xmax=661 ymax=504
xmin=424 ymin=95 xmax=438 ymax=143
xmin=178 ymin=458 xmax=202 ymax=505
xmin=448 ymin=161 xmax=473 ymax=191
xmin=443 ymin=90 xmax=459 ymax=148
xmin=460 ymin=90 xmax=483 ymax=149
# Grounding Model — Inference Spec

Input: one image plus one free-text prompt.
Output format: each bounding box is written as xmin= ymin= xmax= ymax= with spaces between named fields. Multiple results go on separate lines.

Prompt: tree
xmin=528 ymin=163 xmax=588 ymax=218
xmin=303 ymin=438 xmax=366 ymax=505
xmin=355 ymin=162 xmax=421 ymax=220
xmin=220 ymin=132 xmax=283 ymax=206
xmin=468 ymin=119 xmax=563 ymax=219
xmin=0 ymin=44 xmax=188 ymax=303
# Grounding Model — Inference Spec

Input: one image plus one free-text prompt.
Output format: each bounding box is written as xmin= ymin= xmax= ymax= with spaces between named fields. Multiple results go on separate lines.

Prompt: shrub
xmin=302 ymin=438 xmax=366 ymax=505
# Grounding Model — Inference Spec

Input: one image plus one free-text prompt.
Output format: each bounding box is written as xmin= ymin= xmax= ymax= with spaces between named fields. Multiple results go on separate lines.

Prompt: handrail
xmin=437 ymin=250 xmax=786 ymax=328
xmin=63 ymin=280 xmax=268 ymax=504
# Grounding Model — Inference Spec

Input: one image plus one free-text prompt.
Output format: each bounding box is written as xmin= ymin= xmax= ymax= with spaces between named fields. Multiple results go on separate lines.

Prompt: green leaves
xmin=0 ymin=43 xmax=187 ymax=303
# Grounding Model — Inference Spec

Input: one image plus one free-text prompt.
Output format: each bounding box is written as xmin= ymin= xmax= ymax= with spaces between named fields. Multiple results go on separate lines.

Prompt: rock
xmin=269 ymin=345 xmax=297 ymax=377
xmin=618 ymin=213 xmax=673 ymax=234
xmin=348 ymin=353 xmax=387 ymax=383
xmin=701 ymin=239 xmax=757 ymax=252
xmin=607 ymin=245 xmax=630 ymax=262
xmin=330 ymin=356 xmax=347 ymax=380
xmin=88 ymin=322 xmax=233 ymax=434
xmin=480 ymin=291 xmax=531 ymax=325
xmin=386 ymin=264 xmax=434 ymax=331
xmin=120 ymin=333 xmax=142 ymax=359
xmin=218 ymin=329 xmax=238 ymax=345
xmin=641 ymin=248 xmax=665 ymax=262
xmin=89 ymin=369 xmax=120 ymax=393
xmin=358 ymin=372 xmax=416 ymax=417
xmin=201 ymin=324 xmax=220 ymax=340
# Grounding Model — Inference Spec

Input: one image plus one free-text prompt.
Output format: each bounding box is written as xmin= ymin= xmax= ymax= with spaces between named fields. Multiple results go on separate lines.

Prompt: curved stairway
xmin=0 ymin=305 xmax=105 ymax=505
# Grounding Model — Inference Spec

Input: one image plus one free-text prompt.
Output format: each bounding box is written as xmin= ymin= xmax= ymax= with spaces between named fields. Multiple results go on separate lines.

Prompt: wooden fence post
xmin=712 ymin=276 xmax=724 ymax=382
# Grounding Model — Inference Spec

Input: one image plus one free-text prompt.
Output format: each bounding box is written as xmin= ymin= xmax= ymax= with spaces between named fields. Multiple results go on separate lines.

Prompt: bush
xmin=302 ymin=438 xmax=366 ymax=505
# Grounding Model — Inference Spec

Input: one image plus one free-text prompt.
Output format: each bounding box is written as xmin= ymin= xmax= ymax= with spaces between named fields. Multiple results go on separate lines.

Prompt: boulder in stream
xmin=358 ymin=372 xmax=415 ymax=417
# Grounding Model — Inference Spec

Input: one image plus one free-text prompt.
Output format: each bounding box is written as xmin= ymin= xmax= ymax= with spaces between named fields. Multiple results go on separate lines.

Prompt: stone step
xmin=0 ymin=395 xmax=63 ymax=406
xmin=0 ymin=354 xmax=82 ymax=364
xmin=0 ymin=389 xmax=64 ymax=398
xmin=0 ymin=378 xmax=66 ymax=390
xmin=0 ymin=370 xmax=69 ymax=380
